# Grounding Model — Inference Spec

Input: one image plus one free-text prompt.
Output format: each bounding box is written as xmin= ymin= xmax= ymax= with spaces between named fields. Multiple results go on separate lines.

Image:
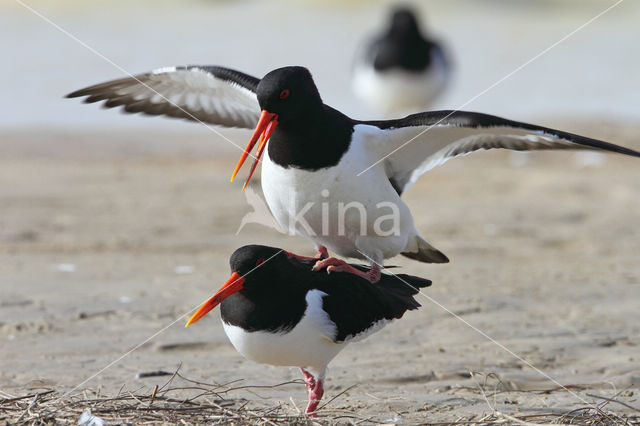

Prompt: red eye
xmin=279 ymin=89 xmax=290 ymax=99
xmin=255 ymin=257 xmax=265 ymax=266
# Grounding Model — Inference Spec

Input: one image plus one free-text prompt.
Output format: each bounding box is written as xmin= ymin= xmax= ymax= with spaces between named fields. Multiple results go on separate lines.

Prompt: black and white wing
xmin=66 ymin=66 xmax=261 ymax=129
xmin=362 ymin=110 xmax=640 ymax=194
xmin=317 ymin=270 xmax=431 ymax=343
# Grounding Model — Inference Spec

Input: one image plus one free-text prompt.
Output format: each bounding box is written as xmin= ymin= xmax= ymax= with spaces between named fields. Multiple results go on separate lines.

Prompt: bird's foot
xmin=311 ymin=256 xmax=346 ymax=272
xmin=286 ymin=246 xmax=328 ymax=261
xmin=328 ymin=263 xmax=381 ymax=283
xmin=312 ymin=258 xmax=381 ymax=283
xmin=305 ymin=378 xmax=324 ymax=415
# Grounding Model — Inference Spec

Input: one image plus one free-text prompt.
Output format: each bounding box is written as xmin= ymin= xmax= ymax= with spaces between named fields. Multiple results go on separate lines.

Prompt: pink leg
xmin=312 ymin=258 xmax=381 ymax=283
xmin=300 ymin=368 xmax=315 ymax=390
xmin=305 ymin=378 xmax=324 ymax=415
xmin=285 ymin=246 xmax=328 ymax=261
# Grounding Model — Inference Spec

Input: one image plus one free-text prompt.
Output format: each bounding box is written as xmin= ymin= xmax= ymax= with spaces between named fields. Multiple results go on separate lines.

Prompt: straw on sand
xmin=1 ymin=367 xmax=638 ymax=425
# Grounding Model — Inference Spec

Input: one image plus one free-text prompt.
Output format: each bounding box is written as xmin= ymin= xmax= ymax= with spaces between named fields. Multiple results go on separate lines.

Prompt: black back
xmin=309 ymin=264 xmax=432 ymax=342
xmin=219 ymin=245 xmax=432 ymax=342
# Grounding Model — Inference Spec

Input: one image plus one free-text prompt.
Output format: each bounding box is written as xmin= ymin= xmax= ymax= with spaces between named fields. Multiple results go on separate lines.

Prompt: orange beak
xmin=185 ymin=272 xmax=245 ymax=327
xmin=231 ymin=110 xmax=279 ymax=191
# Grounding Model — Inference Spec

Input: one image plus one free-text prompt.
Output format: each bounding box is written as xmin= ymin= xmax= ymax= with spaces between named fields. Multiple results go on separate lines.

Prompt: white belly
xmin=222 ymin=290 xmax=343 ymax=376
xmin=351 ymin=51 xmax=449 ymax=116
xmin=261 ymin=126 xmax=415 ymax=260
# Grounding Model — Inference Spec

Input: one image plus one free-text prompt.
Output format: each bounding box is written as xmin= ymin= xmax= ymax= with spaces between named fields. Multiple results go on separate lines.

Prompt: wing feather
xmin=361 ymin=110 xmax=640 ymax=193
xmin=67 ymin=65 xmax=261 ymax=129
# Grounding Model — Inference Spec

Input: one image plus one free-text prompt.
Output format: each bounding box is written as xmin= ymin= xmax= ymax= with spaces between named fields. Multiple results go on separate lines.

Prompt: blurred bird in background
xmin=352 ymin=6 xmax=451 ymax=116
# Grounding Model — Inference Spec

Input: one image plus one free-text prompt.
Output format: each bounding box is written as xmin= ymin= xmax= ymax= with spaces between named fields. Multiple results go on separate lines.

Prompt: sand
xmin=1 ymin=119 xmax=639 ymax=423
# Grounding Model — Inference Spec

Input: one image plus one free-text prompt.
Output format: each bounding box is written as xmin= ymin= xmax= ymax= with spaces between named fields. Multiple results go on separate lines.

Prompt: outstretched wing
xmin=361 ymin=110 xmax=640 ymax=194
xmin=67 ymin=65 xmax=261 ymax=129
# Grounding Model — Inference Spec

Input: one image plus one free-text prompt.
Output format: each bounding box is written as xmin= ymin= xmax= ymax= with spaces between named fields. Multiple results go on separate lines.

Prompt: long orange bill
xmin=185 ymin=272 xmax=245 ymax=327
xmin=231 ymin=110 xmax=279 ymax=187
xmin=241 ymin=119 xmax=277 ymax=191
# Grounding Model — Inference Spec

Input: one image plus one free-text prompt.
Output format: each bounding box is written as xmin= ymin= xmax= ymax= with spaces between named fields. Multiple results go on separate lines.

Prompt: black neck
xmin=220 ymin=279 xmax=309 ymax=333
xmin=267 ymin=104 xmax=354 ymax=171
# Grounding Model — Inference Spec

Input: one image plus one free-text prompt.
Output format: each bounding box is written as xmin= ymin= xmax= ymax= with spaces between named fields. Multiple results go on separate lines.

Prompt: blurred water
xmin=1 ymin=0 xmax=638 ymax=132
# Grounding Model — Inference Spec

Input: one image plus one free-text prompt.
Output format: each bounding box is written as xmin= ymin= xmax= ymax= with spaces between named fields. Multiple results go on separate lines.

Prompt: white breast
xmin=260 ymin=125 xmax=416 ymax=261
xmin=351 ymin=51 xmax=449 ymax=115
xmin=222 ymin=290 xmax=345 ymax=375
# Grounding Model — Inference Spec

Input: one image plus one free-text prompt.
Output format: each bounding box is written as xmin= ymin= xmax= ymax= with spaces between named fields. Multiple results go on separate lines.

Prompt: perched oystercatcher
xmin=352 ymin=6 xmax=450 ymax=114
xmin=67 ymin=65 xmax=640 ymax=282
xmin=184 ymin=244 xmax=431 ymax=414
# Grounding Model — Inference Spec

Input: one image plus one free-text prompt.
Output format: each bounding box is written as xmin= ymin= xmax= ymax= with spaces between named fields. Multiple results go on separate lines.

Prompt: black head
xmin=256 ymin=67 xmax=323 ymax=124
xmin=228 ymin=244 xmax=307 ymax=301
xmin=229 ymin=244 xmax=288 ymax=277
xmin=185 ymin=244 xmax=292 ymax=327
xmin=372 ymin=7 xmax=433 ymax=72
xmin=389 ymin=7 xmax=421 ymax=38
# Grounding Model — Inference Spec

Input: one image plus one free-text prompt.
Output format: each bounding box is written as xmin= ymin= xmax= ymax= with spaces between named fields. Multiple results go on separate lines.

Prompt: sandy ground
xmin=1 ymin=119 xmax=639 ymax=423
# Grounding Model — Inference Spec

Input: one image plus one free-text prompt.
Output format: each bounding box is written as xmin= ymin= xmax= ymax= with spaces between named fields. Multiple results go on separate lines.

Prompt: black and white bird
xmin=352 ymin=7 xmax=450 ymax=115
xmin=67 ymin=65 xmax=640 ymax=282
xmin=185 ymin=244 xmax=431 ymax=414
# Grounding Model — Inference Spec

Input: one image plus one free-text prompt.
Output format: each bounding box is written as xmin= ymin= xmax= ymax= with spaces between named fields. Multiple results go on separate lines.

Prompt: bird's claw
xmin=316 ymin=246 xmax=328 ymax=259
xmin=314 ymin=258 xmax=381 ymax=283
xmin=312 ymin=257 xmax=347 ymax=272
xmin=286 ymin=246 xmax=328 ymax=262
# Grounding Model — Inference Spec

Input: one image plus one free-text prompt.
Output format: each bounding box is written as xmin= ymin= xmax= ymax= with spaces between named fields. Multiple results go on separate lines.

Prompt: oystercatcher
xmin=67 ymin=65 xmax=640 ymax=282
xmin=352 ymin=6 xmax=450 ymax=115
xmin=184 ymin=244 xmax=431 ymax=414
